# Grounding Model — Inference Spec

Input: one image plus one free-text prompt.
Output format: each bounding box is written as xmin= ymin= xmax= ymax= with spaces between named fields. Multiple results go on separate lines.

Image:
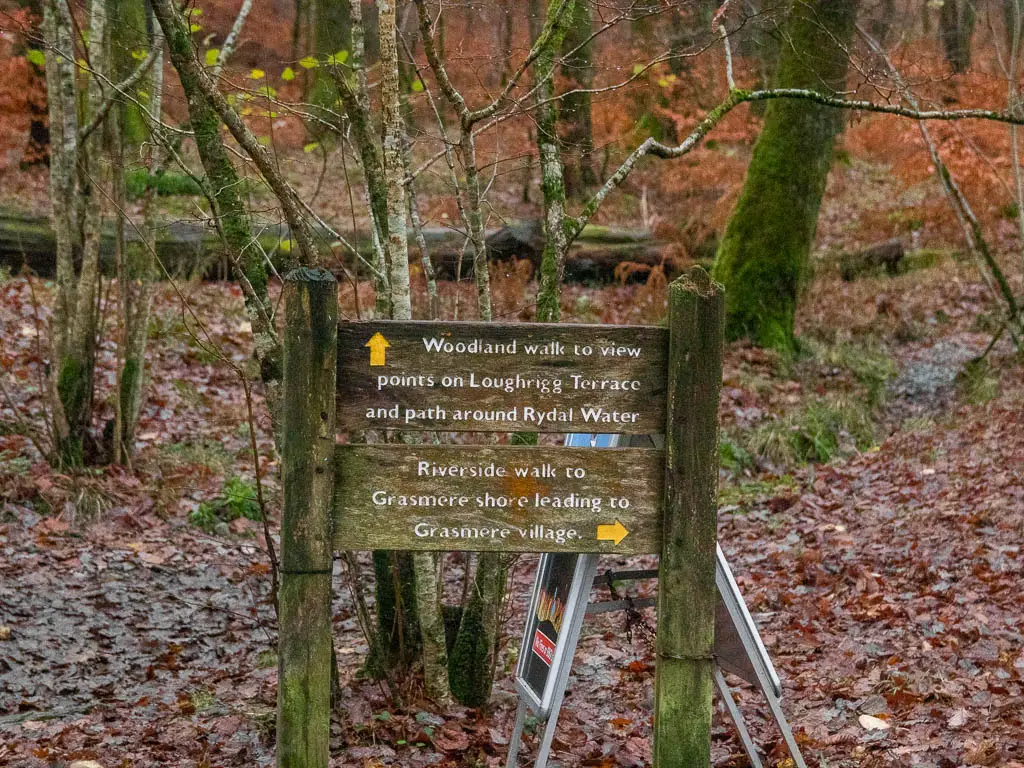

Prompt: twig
xmin=210 ymin=0 xmax=254 ymax=80
xmin=713 ymin=0 xmax=734 ymax=90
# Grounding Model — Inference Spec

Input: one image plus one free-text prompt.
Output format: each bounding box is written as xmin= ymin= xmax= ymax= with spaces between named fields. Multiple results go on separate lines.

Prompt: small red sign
xmin=532 ymin=630 xmax=556 ymax=666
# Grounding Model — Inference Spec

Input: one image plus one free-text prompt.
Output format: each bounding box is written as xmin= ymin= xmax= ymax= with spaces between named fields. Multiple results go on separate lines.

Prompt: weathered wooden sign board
xmin=336 ymin=321 xmax=668 ymax=433
xmin=333 ymin=444 xmax=663 ymax=554
xmin=275 ymin=266 xmax=725 ymax=768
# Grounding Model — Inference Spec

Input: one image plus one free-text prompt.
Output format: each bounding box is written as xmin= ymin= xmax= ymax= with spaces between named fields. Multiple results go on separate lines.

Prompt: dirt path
xmin=3 ymin=370 xmax=1021 ymax=767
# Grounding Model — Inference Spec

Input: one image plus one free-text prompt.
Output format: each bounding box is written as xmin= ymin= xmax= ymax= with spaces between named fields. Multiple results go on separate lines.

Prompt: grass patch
xmin=719 ymin=475 xmax=799 ymax=509
xmin=190 ymin=475 xmax=262 ymax=532
xmin=157 ymin=439 xmax=233 ymax=474
xmin=955 ymin=358 xmax=1000 ymax=405
xmin=801 ymin=337 xmax=897 ymax=407
xmin=719 ymin=434 xmax=754 ymax=474
xmin=746 ymin=398 xmax=876 ymax=467
xmin=172 ymin=380 xmax=206 ymax=407
xmin=190 ymin=688 xmax=217 ymax=713
xmin=257 ymin=649 xmax=277 ymax=669
xmin=901 ymin=248 xmax=951 ymax=274
xmin=902 ymin=416 xmax=936 ymax=435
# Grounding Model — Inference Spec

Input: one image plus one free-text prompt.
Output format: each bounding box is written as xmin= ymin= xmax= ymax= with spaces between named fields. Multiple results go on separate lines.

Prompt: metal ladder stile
xmin=507 ymin=433 xmax=808 ymax=768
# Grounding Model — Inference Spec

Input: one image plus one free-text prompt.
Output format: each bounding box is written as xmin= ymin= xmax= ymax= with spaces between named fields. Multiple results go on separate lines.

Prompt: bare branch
xmin=211 ymin=0 xmax=254 ymax=80
xmin=571 ymin=84 xmax=1024 ymax=240
xmin=713 ymin=0 xmax=734 ymax=90
xmin=78 ymin=35 xmax=163 ymax=146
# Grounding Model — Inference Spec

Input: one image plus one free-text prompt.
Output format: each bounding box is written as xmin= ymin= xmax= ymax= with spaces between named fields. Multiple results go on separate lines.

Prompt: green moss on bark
xmin=56 ymin=353 xmax=89 ymax=467
xmin=711 ymin=0 xmax=860 ymax=352
xmin=448 ymin=552 xmax=505 ymax=707
xmin=447 ymin=590 xmax=491 ymax=706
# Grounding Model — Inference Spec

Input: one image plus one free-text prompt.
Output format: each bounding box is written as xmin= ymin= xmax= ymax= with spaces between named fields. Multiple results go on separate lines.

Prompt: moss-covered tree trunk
xmin=711 ymin=0 xmax=860 ymax=352
xmin=447 ymin=548 xmax=506 ymax=706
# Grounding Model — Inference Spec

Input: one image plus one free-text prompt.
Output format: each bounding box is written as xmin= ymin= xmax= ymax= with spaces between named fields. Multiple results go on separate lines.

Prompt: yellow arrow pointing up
xmin=365 ymin=332 xmax=391 ymax=366
xmin=597 ymin=520 xmax=629 ymax=546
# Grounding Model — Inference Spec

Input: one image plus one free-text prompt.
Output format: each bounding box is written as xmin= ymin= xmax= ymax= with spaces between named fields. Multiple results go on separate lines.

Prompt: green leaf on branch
xmin=298 ymin=55 xmax=319 ymax=69
xmin=411 ymin=79 xmax=424 ymax=92
xmin=281 ymin=66 xmax=295 ymax=81
xmin=326 ymin=50 xmax=348 ymax=66
xmin=303 ymin=142 xmax=320 ymax=153
xmin=25 ymin=49 xmax=45 ymax=67
xmin=205 ymin=48 xmax=220 ymax=66
xmin=249 ymin=68 xmax=265 ymax=80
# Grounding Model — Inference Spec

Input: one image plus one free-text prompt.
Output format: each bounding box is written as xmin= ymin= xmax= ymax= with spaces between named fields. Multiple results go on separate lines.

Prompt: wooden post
xmin=278 ymin=267 xmax=337 ymax=768
xmin=654 ymin=266 xmax=725 ymax=767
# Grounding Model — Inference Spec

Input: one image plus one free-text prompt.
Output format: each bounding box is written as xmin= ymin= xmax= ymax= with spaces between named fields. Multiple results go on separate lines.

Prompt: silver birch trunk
xmin=379 ymin=0 xmax=411 ymax=321
xmin=43 ymin=0 xmax=77 ymax=368
xmin=43 ymin=0 xmax=108 ymax=464
xmin=379 ymin=0 xmax=449 ymax=700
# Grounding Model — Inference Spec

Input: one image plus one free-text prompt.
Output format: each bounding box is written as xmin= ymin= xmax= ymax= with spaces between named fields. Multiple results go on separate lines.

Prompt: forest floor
xmin=2 ymin=167 xmax=1024 ymax=767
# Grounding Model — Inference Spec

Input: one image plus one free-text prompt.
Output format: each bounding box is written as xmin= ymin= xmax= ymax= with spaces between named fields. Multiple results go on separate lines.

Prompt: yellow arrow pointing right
xmin=365 ymin=332 xmax=391 ymax=366
xmin=597 ymin=520 xmax=629 ymax=546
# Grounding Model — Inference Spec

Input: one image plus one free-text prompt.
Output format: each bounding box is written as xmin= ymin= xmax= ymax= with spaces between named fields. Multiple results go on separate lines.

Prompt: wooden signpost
xmin=276 ymin=266 xmax=724 ymax=768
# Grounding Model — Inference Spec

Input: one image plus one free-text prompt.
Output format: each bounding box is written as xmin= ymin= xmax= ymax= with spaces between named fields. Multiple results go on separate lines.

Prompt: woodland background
xmin=0 ymin=0 xmax=1023 ymax=766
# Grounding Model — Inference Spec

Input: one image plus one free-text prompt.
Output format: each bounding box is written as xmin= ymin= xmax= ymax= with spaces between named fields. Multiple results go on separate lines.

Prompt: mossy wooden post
xmin=278 ymin=267 xmax=337 ymax=768
xmin=654 ymin=266 xmax=724 ymax=767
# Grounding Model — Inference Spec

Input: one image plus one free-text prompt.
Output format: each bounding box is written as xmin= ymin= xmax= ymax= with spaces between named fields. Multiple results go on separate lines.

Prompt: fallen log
xmin=0 ymin=211 xmax=670 ymax=284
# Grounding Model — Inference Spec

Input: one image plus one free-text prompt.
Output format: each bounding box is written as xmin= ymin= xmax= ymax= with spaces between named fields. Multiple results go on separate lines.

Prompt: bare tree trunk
xmin=114 ymin=33 xmax=164 ymax=463
xmin=43 ymin=0 xmax=76 ymax=369
xmin=379 ymin=0 xmax=410 ymax=320
xmin=333 ymin=0 xmax=391 ymax=318
xmin=45 ymin=0 xmax=108 ymax=466
xmin=381 ymin=0 xmax=447 ymax=699
xmin=560 ymin=0 xmax=595 ymax=197
xmin=403 ymin=139 xmax=440 ymax=320
xmin=292 ymin=0 xmax=310 ymax=61
xmin=939 ymin=0 xmax=976 ymax=74
xmin=535 ymin=0 xmax=575 ymax=323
